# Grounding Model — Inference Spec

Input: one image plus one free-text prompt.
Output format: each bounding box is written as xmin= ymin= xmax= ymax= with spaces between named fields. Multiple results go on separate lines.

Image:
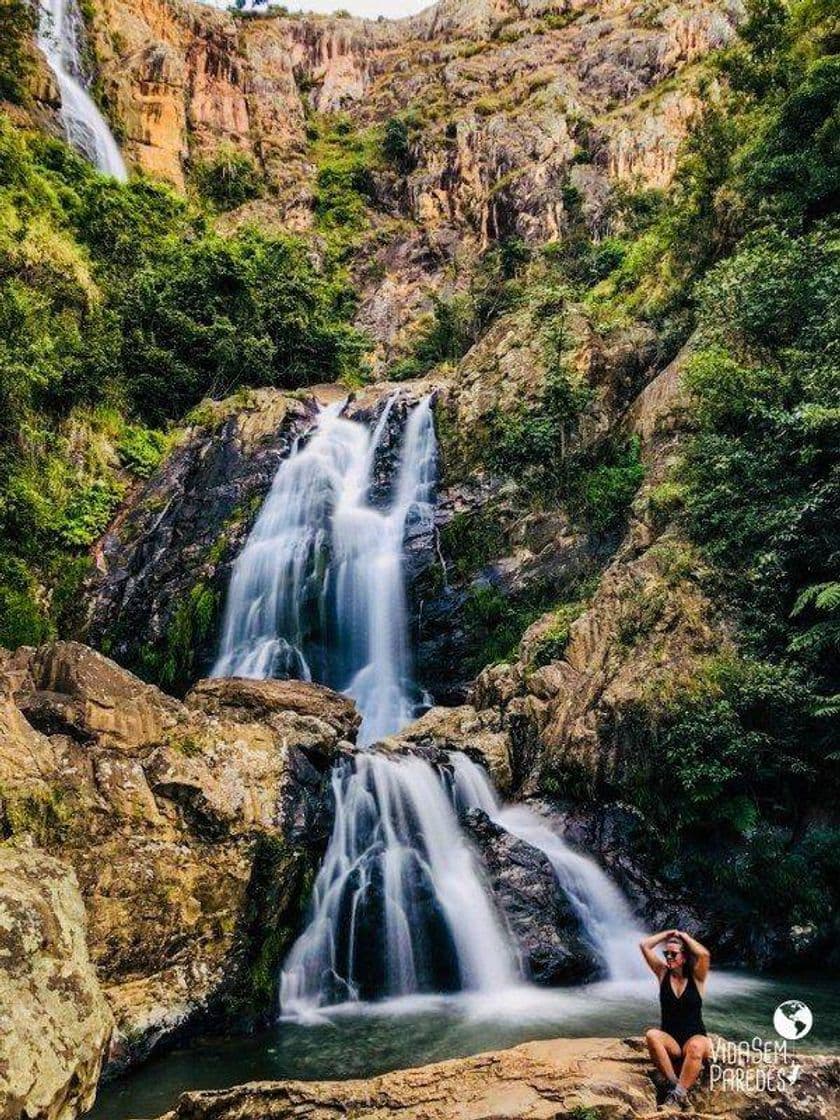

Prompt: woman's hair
xmin=666 ymin=935 xmax=696 ymax=978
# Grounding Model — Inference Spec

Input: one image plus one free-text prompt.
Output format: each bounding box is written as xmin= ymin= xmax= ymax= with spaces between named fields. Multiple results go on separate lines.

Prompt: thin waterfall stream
xmin=211 ymin=395 xmax=646 ymax=1016
xmin=37 ymin=0 xmax=128 ymax=179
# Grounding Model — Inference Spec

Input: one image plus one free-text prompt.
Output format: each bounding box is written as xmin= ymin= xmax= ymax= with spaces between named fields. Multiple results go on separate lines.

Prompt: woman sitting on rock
xmin=640 ymin=928 xmax=712 ymax=1109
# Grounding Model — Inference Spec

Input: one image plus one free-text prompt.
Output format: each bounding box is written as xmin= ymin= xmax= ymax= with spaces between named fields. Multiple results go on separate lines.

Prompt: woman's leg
xmin=645 ymin=1029 xmax=682 ymax=1083
xmin=678 ymin=1035 xmax=712 ymax=1091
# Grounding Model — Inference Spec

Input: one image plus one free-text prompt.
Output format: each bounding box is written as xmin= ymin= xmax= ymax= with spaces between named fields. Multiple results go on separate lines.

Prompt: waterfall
xmin=213 ymin=391 xmax=647 ymax=1015
xmin=212 ymin=396 xmax=437 ymax=747
xmin=449 ymin=753 xmax=647 ymax=981
xmin=279 ymin=754 xmax=516 ymax=1016
xmin=37 ymin=0 xmax=128 ymax=180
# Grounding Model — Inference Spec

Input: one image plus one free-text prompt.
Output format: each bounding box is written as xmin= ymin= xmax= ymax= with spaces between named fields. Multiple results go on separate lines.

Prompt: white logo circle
xmin=773 ymin=1000 xmax=813 ymax=1040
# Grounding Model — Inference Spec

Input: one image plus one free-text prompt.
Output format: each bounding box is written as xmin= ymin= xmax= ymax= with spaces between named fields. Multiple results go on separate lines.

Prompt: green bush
xmin=193 ymin=145 xmax=264 ymax=210
xmin=382 ymin=117 xmax=415 ymax=172
xmin=0 ymin=0 xmax=35 ymax=104
xmin=614 ymin=656 xmax=837 ymax=954
xmin=573 ymin=437 xmax=645 ymax=534
xmin=117 ymin=426 xmax=168 ymax=478
xmin=0 ymin=110 xmax=367 ymax=651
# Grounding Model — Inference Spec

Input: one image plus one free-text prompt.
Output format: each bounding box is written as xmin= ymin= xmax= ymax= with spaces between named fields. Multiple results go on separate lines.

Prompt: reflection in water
xmin=88 ymin=973 xmax=840 ymax=1120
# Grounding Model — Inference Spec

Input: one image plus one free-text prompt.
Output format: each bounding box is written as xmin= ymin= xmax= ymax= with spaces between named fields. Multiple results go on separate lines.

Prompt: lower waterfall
xmin=449 ymin=753 xmax=647 ymax=981
xmin=279 ymin=754 xmax=516 ymax=1016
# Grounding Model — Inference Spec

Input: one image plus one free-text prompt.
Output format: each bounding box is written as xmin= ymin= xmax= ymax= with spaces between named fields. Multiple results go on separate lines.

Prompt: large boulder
xmin=378 ymin=704 xmax=513 ymax=793
xmin=187 ymin=676 xmax=360 ymax=746
xmin=0 ymin=641 xmax=355 ymax=1074
xmin=151 ymin=1037 xmax=840 ymax=1120
xmin=0 ymin=844 xmax=114 ymax=1120
xmin=462 ymin=810 xmax=600 ymax=984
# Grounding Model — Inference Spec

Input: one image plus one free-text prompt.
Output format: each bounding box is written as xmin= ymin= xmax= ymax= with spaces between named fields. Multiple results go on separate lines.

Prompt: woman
xmin=640 ymin=928 xmax=712 ymax=1109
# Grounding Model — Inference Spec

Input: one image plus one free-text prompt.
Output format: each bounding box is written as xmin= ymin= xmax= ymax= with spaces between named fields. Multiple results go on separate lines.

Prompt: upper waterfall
xmin=212 ymin=395 xmax=437 ymax=746
xmin=37 ymin=0 xmax=128 ymax=180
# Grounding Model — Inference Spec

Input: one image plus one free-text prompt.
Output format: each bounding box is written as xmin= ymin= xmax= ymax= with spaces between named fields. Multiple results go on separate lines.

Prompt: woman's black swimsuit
xmin=659 ymin=972 xmax=707 ymax=1047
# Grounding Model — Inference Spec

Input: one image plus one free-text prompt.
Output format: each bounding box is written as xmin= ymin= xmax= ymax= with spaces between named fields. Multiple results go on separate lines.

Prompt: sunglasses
xmin=663 ymin=950 xmax=683 ymax=960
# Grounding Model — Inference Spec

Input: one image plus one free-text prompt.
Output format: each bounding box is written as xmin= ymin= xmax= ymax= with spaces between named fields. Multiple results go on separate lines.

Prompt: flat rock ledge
xmin=155 ymin=1037 xmax=839 ymax=1120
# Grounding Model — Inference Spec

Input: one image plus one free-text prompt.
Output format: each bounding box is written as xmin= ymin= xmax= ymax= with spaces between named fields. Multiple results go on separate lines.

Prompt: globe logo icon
xmin=773 ymin=1000 xmax=813 ymax=1040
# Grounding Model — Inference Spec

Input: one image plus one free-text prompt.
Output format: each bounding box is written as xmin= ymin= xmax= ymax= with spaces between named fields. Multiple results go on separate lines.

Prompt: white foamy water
xmin=37 ymin=0 xmax=127 ymax=179
xmin=213 ymin=394 xmax=652 ymax=1017
xmin=279 ymin=753 xmax=516 ymax=1017
xmin=212 ymin=396 xmax=437 ymax=746
xmin=449 ymin=752 xmax=648 ymax=981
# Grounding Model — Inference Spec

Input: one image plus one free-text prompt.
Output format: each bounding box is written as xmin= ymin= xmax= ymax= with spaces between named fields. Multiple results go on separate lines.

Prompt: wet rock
xmin=378 ymin=704 xmax=513 ymax=794
xmin=84 ymin=390 xmax=314 ymax=691
xmin=186 ymin=677 xmax=361 ymax=745
xmin=462 ymin=809 xmax=601 ymax=984
xmin=0 ymin=844 xmax=114 ymax=1120
xmin=151 ymin=1036 xmax=840 ymax=1120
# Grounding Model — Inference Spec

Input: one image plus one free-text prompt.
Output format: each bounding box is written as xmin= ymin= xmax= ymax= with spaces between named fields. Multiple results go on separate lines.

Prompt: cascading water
xmin=213 ymin=394 xmax=646 ymax=1016
xmin=449 ymin=752 xmax=647 ymax=980
xmin=211 ymin=395 xmax=437 ymax=746
xmin=37 ymin=0 xmax=128 ymax=179
xmin=279 ymin=753 xmax=516 ymax=1016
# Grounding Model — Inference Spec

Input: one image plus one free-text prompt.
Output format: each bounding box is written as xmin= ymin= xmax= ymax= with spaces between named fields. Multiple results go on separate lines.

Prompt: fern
xmin=791 ymin=581 xmax=840 ymax=616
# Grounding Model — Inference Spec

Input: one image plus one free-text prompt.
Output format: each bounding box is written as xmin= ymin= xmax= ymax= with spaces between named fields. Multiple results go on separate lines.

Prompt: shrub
xmin=574 ymin=438 xmax=645 ymax=534
xmin=0 ymin=0 xmax=35 ymax=104
xmin=193 ymin=145 xmax=264 ymax=211
xmin=117 ymin=426 xmax=168 ymax=478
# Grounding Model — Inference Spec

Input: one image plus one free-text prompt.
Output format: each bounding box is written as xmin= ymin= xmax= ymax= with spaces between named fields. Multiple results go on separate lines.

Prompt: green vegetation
xmin=192 ymin=144 xmax=264 ymax=211
xmin=0 ymin=784 xmax=73 ymax=846
xmin=439 ymin=506 xmax=507 ymax=581
xmin=136 ymin=581 xmax=218 ymax=692
xmin=537 ymin=0 xmax=839 ymax=959
xmin=389 ymin=238 xmax=530 ymax=381
xmin=309 ymin=113 xmax=382 ymax=253
xmin=463 ymin=574 xmax=597 ymax=673
xmin=0 ymin=0 xmax=35 ymax=104
xmin=526 ymin=599 xmax=590 ymax=669
xmin=617 ymin=656 xmax=838 ymax=958
xmin=0 ymin=116 xmax=366 ymax=647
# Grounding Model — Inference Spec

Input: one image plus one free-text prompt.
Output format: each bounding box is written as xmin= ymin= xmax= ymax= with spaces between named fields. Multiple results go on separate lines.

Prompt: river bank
xmin=132 ymin=1034 xmax=840 ymax=1120
xmin=89 ymin=973 xmax=840 ymax=1120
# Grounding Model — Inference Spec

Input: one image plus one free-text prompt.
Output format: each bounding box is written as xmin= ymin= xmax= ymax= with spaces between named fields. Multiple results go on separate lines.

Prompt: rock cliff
xmin=33 ymin=0 xmax=740 ymax=364
xmin=0 ymin=641 xmax=359 ymax=1076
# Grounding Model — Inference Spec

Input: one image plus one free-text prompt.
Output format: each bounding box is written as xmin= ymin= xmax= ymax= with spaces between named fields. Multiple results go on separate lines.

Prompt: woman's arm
xmin=639 ymin=929 xmax=675 ymax=978
xmin=677 ymin=930 xmax=711 ymax=982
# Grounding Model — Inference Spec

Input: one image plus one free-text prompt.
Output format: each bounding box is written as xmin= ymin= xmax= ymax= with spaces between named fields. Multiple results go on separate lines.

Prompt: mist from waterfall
xmin=37 ymin=0 xmax=128 ymax=180
xmin=448 ymin=752 xmax=647 ymax=981
xmin=212 ymin=396 xmax=437 ymax=747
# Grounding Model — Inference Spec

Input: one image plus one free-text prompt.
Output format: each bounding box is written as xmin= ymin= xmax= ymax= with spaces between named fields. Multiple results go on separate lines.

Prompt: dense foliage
xmin=575 ymin=0 xmax=840 ymax=962
xmin=0 ymin=120 xmax=365 ymax=646
xmin=0 ymin=0 xmax=34 ymax=103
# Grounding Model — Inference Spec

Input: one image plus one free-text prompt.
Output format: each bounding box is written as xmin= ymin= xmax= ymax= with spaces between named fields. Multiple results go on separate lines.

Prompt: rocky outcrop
xmin=0 ymin=844 xmax=114 ymax=1120
xmin=152 ymin=1036 xmax=840 ymax=1120
xmin=462 ymin=809 xmax=600 ymax=983
xmin=84 ymin=389 xmax=313 ymax=691
xmin=0 ymin=640 xmax=357 ymax=1074
xmin=469 ymin=343 xmax=720 ymax=795
xmin=38 ymin=0 xmax=740 ymax=366
xmin=83 ymin=381 xmax=440 ymax=695
xmin=378 ymin=703 xmax=513 ymax=792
